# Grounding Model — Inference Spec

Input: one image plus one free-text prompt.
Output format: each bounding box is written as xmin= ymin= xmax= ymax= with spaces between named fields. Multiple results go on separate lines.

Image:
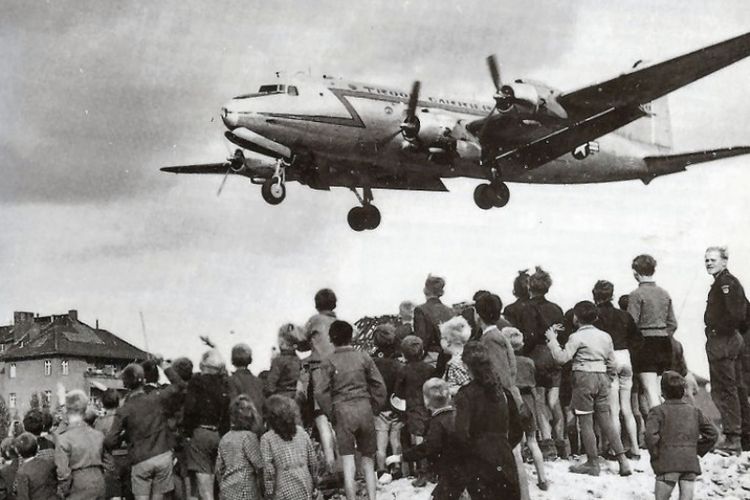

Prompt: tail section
xmin=617 ymin=97 xmax=673 ymax=152
xmin=641 ymin=146 xmax=750 ymax=184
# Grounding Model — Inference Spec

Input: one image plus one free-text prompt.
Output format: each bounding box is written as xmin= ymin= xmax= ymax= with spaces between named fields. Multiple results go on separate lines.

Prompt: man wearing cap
xmin=704 ymin=246 xmax=750 ymax=454
xmin=414 ymin=275 xmax=454 ymax=367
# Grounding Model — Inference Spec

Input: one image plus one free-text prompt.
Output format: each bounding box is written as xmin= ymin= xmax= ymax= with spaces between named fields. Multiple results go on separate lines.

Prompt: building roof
xmin=1 ymin=312 xmax=148 ymax=362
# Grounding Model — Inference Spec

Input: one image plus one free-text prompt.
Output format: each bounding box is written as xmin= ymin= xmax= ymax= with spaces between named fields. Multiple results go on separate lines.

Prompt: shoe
xmin=600 ymin=451 xmax=618 ymax=461
xmin=569 ymin=461 xmax=600 ymax=476
xmin=378 ymin=473 xmax=393 ymax=485
xmin=617 ymin=454 xmax=632 ymax=476
xmin=714 ymin=435 xmax=742 ymax=456
xmin=537 ymin=480 xmax=549 ymax=491
xmin=411 ymin=475 xmax=428 ymax=488
xmin=625 ymin=449 xmax=641 ymax=460
xmin=555 ymin=438 xmax=570 ymax=460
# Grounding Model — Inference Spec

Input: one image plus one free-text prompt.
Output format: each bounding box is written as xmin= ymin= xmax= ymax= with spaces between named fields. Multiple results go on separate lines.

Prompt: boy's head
xmin=424 ymin=275 xmax=446 ymax=298
xmin=617 ymin=294 xmax=629 ymax=311
xmin=171 ymin=357 xmax=193 ymax=381
xmin=512 ymin=270 xmax=530 ymax=300
xmin=121 ymin=363 xmax=145 ymax=390
xmin=501 ymin=327 xmax=524 ymax=352
xmin=230 ymin=394 xmax=261 ymax=432
xmin=141 ymin=359 xmax=159 ymax=385
xmin=592 ymin=280 xmax=614 ymax=304
xmin=101 ymin=389 xmax=120 ymax=410
xmin=0 ymin=437 xmax=16 ymax=460
xmin=632 ymin=254 xmax=656 ymax=278
xmin=474 ymin=293 xmax=502 ymax=326
xmin=573 ymin=301 xmax=598 ymax=326
xmin=661 ymin=370 xmax=686 ymax=400
xmin=231 ymin=343 xmax=253 ymax=368
xmin=199 ymin=348 xmax=225 ymax=375
xmin=399 ymin=300 xmax=416 ymax=322
xmin=529 ymin=266 xmax=552 ymax=296
xmin=401 ymin=335 xmax=424 ymax=362
xmin=373 ymin=324 xmax=397 ymax=353
xmin=15 ymin=432 xmax=37 ymax=459
xmin=439 ymin=316 xmax=471 ymax=356
xmin=278 ymin=323 xmax=305 ymax=351
xmin=328 ymin=320 xmax=354 ymax=347
xmin=22 ymin=410 xmax=43 ymax=437
xmin=314 ymin=288 xmax=337 ymax=312
xmin=65 ymin=390 xmax=89 ymax=417
xmin=422 ymin=378 xmax=451 ymax=411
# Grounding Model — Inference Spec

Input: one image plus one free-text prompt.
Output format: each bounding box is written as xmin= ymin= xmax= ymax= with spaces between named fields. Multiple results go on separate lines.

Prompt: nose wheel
xmin=347 ymin=187 xmax=381 ymax=231
xmin=473 ymin=181 xmax=510 ymax=209
xmin=261 ymin=160 xmax=287 ymax=205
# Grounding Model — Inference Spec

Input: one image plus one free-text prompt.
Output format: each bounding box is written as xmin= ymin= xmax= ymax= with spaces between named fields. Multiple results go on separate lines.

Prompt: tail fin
xmin=617 ymin=97 xmax=673 ymax=152
xmin=641 ymin=146 xmax=750 ymax=184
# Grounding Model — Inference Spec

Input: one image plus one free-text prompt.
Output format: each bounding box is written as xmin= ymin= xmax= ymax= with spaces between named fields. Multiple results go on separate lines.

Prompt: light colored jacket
xmin=548 ymin=324 xmax=616 ymax=375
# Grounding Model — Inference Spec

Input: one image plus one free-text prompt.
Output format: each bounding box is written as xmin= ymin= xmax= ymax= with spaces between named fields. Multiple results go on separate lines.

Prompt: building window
xmin=61 ymin=360 xmax=69 ymax=375
xmin=44 ymin=360 xmax=51 ymax=376
xmin=9 ymin=363 xmax=16 ymax=379
xmin=9 ymin=394 xmax=16 ymax=409
xmin=44 ymin=390 xmax=52 ymax=406
xmin=0 ymin=344 xmax=4 ymax=352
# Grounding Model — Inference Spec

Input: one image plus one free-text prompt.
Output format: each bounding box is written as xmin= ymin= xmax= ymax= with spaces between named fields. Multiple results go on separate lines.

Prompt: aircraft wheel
xmin=473 ymin=184 xmax=494 ymax=210
xmin=261 ymin=177 xmax=285 ymax=205
xmin=362 ymin=205 xmax=381 ymax=230
xmin=347 ymin=207 xmax=368 ymax=231
xmin=490 ymin=181 xmax=510 ymax=207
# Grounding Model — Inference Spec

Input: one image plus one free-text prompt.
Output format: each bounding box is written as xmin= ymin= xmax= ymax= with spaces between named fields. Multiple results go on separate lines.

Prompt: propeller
xmin=377 ymin=80 xmax=422 ymax=148
xmin=479 ymin=55 xmax=516 ymax=141
xmin=216 ymin=150 xmax=245 ymax=197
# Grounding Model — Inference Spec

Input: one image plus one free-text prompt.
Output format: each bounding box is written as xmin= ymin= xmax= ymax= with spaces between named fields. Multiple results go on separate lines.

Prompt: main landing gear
xmin=347 ymin=187 xmax=381 ymax=231
xmin=261 ymin=160 xmax=287 ymax=205
xmin=473 ymin=181 xmax=510 ymax=209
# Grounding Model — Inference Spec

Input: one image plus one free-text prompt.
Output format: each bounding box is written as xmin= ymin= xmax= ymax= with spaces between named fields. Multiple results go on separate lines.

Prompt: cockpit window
xmin=287 ymin=86 xmax=299 ymax=96
xmin=258 ymin=84 xmax=286 ymax=94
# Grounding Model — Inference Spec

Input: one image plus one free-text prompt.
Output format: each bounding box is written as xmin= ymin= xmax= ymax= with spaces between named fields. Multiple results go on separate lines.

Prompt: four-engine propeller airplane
xmin=163 ymin=32 xmax=750 ymax=231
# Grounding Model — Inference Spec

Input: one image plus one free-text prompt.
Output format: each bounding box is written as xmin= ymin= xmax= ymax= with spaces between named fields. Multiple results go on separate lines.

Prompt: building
xmin=0 ymin=310 xmax=149 ymax=416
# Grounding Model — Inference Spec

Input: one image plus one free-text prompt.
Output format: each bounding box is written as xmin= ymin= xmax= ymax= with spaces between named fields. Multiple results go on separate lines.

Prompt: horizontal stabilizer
xmin=641 ymin=146 xmax=750 ymax=184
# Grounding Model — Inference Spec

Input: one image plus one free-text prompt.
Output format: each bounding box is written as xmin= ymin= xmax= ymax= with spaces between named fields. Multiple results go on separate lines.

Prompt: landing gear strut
xmin=261 ymin=160 xmax=287 ymax=205
xmin=347 ymin=187 xmax=381 ymax=231
xmin=473 ymin=181 xmax=510 ymax=209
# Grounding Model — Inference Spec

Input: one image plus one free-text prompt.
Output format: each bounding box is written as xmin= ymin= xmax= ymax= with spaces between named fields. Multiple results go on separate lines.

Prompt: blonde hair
xmin=440 ymin=316 xmax=471 ymax=346
xmin=705 ymin=246 xmax=729 ymax=260
xmin=65 ymin=390 xmax=89 ymax=415
xmin=501 ymin=327 xmax=524 ymax=351
xmin=422 ymin=378 xmax=450 ymax=408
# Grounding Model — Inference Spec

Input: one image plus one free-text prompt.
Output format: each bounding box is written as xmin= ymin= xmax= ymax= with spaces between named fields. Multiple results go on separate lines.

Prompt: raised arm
xmin=545 ymin=327 xmax=576 ymax=365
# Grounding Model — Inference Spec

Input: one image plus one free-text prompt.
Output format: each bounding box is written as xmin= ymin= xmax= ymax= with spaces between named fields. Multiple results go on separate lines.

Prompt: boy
xmin=546 ymin=301 xmax=632 ymax=476
xmin=645 ymin=371 xmax=718 ymax=500
xmin=387 ymin=378 xmax=466 ymax=500
xmin=94 ymin=389 xmax=131 ymax=500
xmin=371 ymin=324 xmax=404 ymax=481
xmin=317 ymin=320 xmax=387 ymax=500
xmin=264 ymin=323 xmax=304 ymax=399
xmin=21 ymin=410 xmax=54 ymax=460
xmin=13 ymin=433 xmax=57 ymax=500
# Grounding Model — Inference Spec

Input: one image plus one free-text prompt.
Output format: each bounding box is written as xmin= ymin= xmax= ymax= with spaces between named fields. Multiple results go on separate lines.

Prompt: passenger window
xmin=287 ymin=86 xmax=299 ymax=96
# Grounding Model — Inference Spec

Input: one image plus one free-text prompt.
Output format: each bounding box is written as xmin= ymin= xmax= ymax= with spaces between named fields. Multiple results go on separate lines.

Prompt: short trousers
xmin=611 ymin=349 xmax=634 ymax=392
xmin=68 ymin=467 xmax=105 ymax=500
xmin=632 ymin=336 xmax=672 ymax=374
xmin=520 ymin=391 xmax=537 ymax=434
xmin=406 ymin=404 xmax=430 ymax=436
xmin=104 ymin=453 xmax=131 ymax=498
xmin=529 ymin=344 xmax=562 ymax=388
xmin=656 ymin=472 xmax=697 ymax=483
xmin=186 ymin=427 xmax=220 ymax=474
xmin=131 ymin=450 xmax=174 ymax=496
xmin=333 ymin=399 xmax=377 ymax=457
xmin=374 ymin=411 xmax=403 ymax=433
xmin=571 ymin=371 xmax=611 ymax=415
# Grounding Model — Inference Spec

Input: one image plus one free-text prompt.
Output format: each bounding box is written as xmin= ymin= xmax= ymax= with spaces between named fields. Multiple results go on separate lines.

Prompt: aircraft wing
xmin=161 ymin=163 xmax=232 ymax=175
xmin=559 ymin=31 xmax=750 ymax=119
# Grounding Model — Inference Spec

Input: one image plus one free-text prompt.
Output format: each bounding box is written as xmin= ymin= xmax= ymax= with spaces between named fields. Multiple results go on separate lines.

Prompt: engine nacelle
xmin=498 ymin=83 xmax=541 ymax=113
xmin=416 ymin=111 xmax=459 ymax=148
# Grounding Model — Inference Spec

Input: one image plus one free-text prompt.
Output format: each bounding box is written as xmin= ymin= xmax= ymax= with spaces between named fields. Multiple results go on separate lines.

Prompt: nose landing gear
xmin=261 ymin=160 xmax=287 ymax=205
xmin=347 ymin=187 xmax=381 ymax=231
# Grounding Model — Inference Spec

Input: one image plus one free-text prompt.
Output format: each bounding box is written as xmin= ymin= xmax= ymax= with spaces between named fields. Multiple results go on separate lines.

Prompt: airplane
xmin=162 ymin=31 xmax=750 ymax=231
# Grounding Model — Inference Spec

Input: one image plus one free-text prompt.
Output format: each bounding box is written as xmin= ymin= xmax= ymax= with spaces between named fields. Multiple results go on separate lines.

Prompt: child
xmin=371 ymin=324 xmax=404 ymax=481
xmin=265 ymin=323 xmax=304 ymax=400
xmin=645 ymin=371 xmax=718 ymax=500
xmin=394 ymin=335 xmax=438 ymax=487
xmin=260 ymin=395 xmax=317 ymax=500
xmin=21 ymin=410 xmax=55 ymax=460
xmin=216 ymin=395 xmax=263 ymax=500
xmin=316 ymin=320 xmax=387 ymax=500
xmin=439 ymin=317 xmax=472 ymax=396
xmin=93 ymin=389 xmax=130 ymax=500
xmin=13 ymin=432 xmax=57 ymax=500
xmin=387 ymin=378 xmax=467 ymax=500
xmin=545 ymin=301 xmax=632 ymax=477
xmin=505 ymin=327 xmax=548 ymax=491
xmin=0 ymin=438 xmax=18 ymax=500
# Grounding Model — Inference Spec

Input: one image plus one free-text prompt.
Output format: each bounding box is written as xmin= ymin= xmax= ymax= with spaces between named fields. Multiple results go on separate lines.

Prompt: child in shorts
xmin=645 ymin=371 xmax=718 ymax=500
xmin=506 ymin=327 xmax=548 ymax=491
xmin=371 ymin=324 xmax=404 ymax=481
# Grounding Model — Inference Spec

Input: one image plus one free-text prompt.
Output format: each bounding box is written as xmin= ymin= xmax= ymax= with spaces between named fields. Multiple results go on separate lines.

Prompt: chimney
xmin=68 ymin=310 xmax=78 ymax=322
xmin=95 ymin=319 xmax=99 ymax=329
xmin=13 ymin=312 xmax=34 ymax=326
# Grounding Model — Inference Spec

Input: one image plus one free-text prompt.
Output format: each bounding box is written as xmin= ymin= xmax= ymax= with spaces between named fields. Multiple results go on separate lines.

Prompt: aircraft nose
xmin=221 ymin=102 xmax=239 ymax=129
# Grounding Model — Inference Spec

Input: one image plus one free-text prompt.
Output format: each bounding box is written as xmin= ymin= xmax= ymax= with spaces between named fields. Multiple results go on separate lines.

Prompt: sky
xmin=2 ymin=0 xmax=750 ymax=377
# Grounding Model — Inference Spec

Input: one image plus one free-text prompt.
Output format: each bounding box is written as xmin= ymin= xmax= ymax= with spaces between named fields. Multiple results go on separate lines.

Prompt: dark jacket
xmin=14 ymin=456 xmax=57 ymax=500
xmin=645 ymin=399 xmax=719 ymax=475
xmin=229 ymin=368 xmax=265 ymax=426
xmin=104 ymin=385 xmax=181 ymax=465
xmin=595 ymin=301 xmax=643 ymax=351
xmin=514 ymin=296 xmax=564 ymax=356
xmin=373 ymin=353 xmax=402 ymax=397
xmin=394 ymin=360 xmax=437 ymax=411
xmin=183 ymin=373 xmax=231 ymax=436
xmin=316 ymin=346 xmax=387 ymax=416
xmin=264 ymin=350 xmax=301 ymax=397
xmin=0 ymin=460 xmax=18 ymax=500
xmin=503 ymin=299 xmax=528 ymax=331
xmin=414 ymin=298 xmax=454 ymax=354
xmin=454 ymin=381 xmax=522 ymax=491
xmin=402 ymin=406 xmax=466 ymax=490
xmin=705 ymin=269 xmax=748 ymax=336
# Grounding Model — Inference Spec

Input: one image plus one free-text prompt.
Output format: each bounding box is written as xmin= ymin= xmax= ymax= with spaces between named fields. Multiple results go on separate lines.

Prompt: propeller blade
xmin=216 ymin=167 xmax=231 ymax=197
xmin=487 ymin=55 xmax=501 ymax=91
xmin=406 ymin=80 xmax=421 ymax=121
xmin=376 ymin=129 xmax=404 ymax=150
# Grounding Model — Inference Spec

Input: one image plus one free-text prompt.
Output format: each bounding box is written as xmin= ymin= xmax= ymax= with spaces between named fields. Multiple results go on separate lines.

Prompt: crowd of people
xmin=0 ymin=247 xmax=746 ymax=500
